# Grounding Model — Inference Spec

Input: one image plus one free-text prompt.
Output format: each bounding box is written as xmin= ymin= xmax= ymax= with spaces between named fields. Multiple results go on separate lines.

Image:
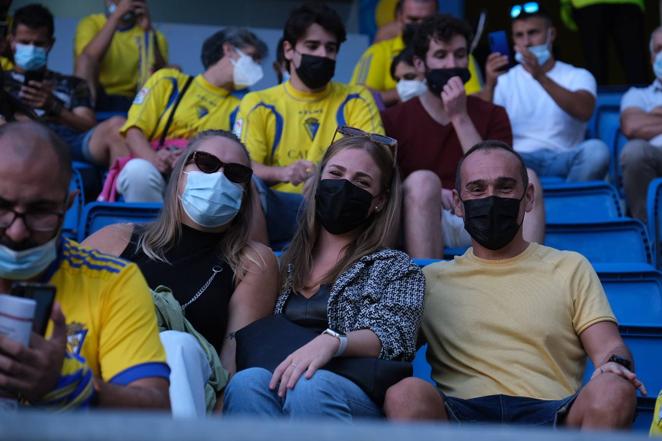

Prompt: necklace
xmin=182 ymin=265 xmax=223 ymax=310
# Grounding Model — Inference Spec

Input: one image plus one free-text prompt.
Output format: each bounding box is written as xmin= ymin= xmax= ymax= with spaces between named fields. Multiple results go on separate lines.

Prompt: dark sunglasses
xmin=510 ymin=2 xmax=539 ymax=19
xmin=331 ymin=126 xmax=398 ymax=166
xmin=186 ymin=151 xmax=253 ymax=184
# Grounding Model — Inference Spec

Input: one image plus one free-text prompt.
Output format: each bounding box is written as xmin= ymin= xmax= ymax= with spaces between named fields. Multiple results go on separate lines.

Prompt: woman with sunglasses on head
xmin=83 ymin=129 xmax=279 ymax=416
xmin=223 ymin=128 xmax=425 ymax=420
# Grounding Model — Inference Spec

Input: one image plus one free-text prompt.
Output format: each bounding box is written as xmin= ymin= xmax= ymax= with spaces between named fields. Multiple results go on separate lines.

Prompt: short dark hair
xmin=200 ymin=27 xmax=268 ymax=70
xmin=12 ymin=4 xmax=54 ymax=39
xmin=283 ymin=3 xmax=346 ymax=49
xmin=390 ymin=46 xmax=415 ymax=80
xmin=455 ymin=140 xmax=529 ymax=193
xmin=0 ymin=121 xmax=72 ymax=188
xmin=412 ymin=14 xmax=472 ymax=60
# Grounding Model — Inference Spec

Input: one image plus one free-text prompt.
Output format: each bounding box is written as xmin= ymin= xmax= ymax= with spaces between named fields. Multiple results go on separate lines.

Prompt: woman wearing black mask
xmin=224 ymin=128 xmax=425 ymax=419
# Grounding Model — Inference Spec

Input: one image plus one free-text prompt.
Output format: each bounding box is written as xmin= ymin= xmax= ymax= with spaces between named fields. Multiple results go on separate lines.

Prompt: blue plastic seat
xmin=412 ymin=344 xmax=433 ymax=384
xmin=63 ymin=169 xmax=85 ymax=240
xmin=78 ymin=202 xmax=162 ymax=242
xmin=595 ymin=264 xmax=662 ymax=327
xmin=545 ymin=219 xmax=653 ymax=265
xmin=543 ymin=181 xmax=622 ymax=223
xmin=611 ymin=128 xmax=629 ymax=191
xmin=586 ymin=88 xmax=626 ymax=139
xmin=647 ymin=177 xmax=662 ymax=268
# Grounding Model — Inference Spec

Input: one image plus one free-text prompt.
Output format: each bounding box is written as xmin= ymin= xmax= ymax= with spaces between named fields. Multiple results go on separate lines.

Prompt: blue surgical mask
xmin=180 ymin=171 xmax=244 ymax=228
xmin=515 ymin=43 xmax=551 ymax=66
xmin=654 ymin=52 xmax=662 ymax=80
xmin=0 ymin=236 xmax=58 ymax=280
xmin=14 ymin=43 xmax=47 ymax=71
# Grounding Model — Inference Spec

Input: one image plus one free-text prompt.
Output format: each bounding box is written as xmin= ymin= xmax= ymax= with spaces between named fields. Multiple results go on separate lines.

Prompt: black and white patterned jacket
xmin=275 ymin=248 xmax=425 ymax=361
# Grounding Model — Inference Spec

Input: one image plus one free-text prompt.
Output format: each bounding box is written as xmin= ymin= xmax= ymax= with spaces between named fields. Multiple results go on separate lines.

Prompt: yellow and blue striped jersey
xmin=121 ymin=68 xmax=239 ymax=142
xmin=234 ymin=80 xmax=383 ymax=193
xmin=44 ymin=239 xmax=168 ymax=397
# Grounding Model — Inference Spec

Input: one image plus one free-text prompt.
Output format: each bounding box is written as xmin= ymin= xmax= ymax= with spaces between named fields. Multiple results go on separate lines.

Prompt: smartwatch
xmin=608 ymin=354 xmax=633 ymax=372
xmin=322 ymin=328 xmax=348 ymax=357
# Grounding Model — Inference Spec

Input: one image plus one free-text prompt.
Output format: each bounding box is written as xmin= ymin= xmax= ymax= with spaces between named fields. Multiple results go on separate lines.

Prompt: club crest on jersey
xmin=197 ymin=106 xmax=209 ymax=119
xmin=66 ymin=322 xmax=88 ymax=355
xmin=304 ymin=117 xmax=320 ymax=141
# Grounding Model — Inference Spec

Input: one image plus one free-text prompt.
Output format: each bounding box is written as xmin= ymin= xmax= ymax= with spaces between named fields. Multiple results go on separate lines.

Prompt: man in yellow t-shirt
xmin=384 ymin=141 xmax=643 ymax=429
xmin=74 ymin=0 xmax=168 ymax=111
xmin=116 ymin=28 xmax=267 ymax=202
xmin=0 ymin=122 xmax=169 ymax=410
xmin=234 ymin=3 xmax=382 ymax=245
xmin=351 ymin=0 xmax=481 ymax=107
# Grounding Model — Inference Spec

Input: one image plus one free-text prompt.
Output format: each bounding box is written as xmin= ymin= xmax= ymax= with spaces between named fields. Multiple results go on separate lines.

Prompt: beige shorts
xmin=441 ymin=209 xmax=472 ymax=248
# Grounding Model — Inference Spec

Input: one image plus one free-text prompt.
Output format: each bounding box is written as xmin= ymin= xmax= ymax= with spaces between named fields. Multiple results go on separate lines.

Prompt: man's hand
xmin=153 ymin=149 xmax=174 ymax=174
xmin=109 ymin=0 xmax=134 ymax=25
xmin=441 ymin=76 xmax=468 ymax=121
xmin=484 ymin=52 xmax=509 ymax=88
xmin=134 ymin=1 xmax=152 ymax=31
xmin=515 ymin=45 xmax=546 ymax=81
xmin=269 ymin=334 xmax=339 ymax=398
xmin=591 ymin=361 xmax=647 ymax=396
xmin=19 ymin=81 xmax=55 ymax=111
xmin=279 ymin=160 xmax=315 ymax=185
xmin=0 ymin=302 xmax=67 ymax=403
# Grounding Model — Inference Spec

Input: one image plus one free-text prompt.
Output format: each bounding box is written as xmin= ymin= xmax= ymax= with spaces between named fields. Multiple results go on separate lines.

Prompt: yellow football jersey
xmin=235 ymin=80 xmax=383 ymax=193
xmin=120 ymin=68 xmax=239 ymax=142
xmin=46 ymin=239 xmax=168 ymax=385
xmin=74 ymin=14 xmax=169 ymax=98
xmin=350 ymin=35 xmax=482 ymax=95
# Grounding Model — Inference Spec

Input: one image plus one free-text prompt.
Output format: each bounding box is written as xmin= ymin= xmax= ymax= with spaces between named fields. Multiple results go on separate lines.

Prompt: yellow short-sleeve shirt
xmin=423 ymin=243 xmax=616 ymax=401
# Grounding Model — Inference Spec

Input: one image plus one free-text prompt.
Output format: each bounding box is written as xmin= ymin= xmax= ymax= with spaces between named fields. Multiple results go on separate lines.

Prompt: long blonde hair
xmin=280 ymin=136 xmax=402 ymax=291
xmin=136 ymin=130 xmax=257 ymax=277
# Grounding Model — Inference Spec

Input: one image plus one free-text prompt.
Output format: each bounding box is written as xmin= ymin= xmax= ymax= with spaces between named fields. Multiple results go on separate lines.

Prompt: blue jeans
xmin=223 ymin=367 xmax=382 ymax=420
xmin=519 ymin=139 xmax=610 ymax=182
xmin=253 ymin=178 xmax=304 ymax=249
xmin=441 ymin=392 xmax=578 ymax=426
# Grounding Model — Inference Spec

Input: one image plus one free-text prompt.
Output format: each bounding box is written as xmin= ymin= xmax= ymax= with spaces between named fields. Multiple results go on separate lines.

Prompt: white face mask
xmin=232 ymin=49 xmax=263 ymax=88
xmin=396 ymin=79 xmax=427 ymax=102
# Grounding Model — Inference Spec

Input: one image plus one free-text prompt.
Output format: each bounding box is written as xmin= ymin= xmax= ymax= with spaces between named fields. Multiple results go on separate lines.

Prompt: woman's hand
xmin=269 ymin=334 xmax=339 ymax=397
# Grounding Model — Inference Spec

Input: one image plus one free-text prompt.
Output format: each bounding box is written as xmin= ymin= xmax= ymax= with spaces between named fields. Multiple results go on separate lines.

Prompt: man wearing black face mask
xmin=384 ymin=141 xmax=641 ymax=429
xmin=382 ymin=14 xmax=545 ymax=259
xmin=235 ymin=3 xmax=383 ymax=246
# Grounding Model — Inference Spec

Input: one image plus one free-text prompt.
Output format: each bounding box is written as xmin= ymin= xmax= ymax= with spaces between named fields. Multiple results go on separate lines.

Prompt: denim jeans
xmin=253 ymin=177 xmax=304 ymax=249
xmin=223 ymin=367 xmax=382 ymax=420
xmin=519 ymin=139 xmax=610 ymax=182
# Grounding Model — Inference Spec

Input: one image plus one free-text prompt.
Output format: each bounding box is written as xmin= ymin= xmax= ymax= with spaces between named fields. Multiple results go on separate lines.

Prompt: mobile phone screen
xmin=23 ymin=70 xmax=45 ymax=85
xmin=10 ymin=283 xmax=55 ymax=335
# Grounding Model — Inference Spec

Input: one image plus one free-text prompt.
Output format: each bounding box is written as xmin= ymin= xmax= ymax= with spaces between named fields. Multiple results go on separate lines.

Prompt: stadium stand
xmin=647 ymin=178 xmax=662 ymax=268
xmin=543 ymin=181 xmax=622 ymax=223
xmin=78 ymin=202 xmax=162 ymax=242
xmin=63 ymin=168 xmax=85 ymax=240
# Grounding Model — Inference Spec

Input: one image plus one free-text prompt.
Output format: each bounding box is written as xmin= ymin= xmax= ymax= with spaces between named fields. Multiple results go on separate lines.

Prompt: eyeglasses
xmin=510 ymin=2 xmax=539 ymax=19
xmin=331 ymin=126 xmax=398 ymax=165
xmin=186 ymin=151 xmax=253 ymax=184
xmin=0 ymin=206 xmax=64 ymax=233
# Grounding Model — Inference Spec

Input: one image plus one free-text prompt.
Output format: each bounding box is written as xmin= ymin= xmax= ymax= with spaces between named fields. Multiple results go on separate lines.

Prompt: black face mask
xmin=296 ymin=54 xmax=336 ymax=90
xmin=425 ymin=67 xmax=471 ymax=96
xmin=315 ymin=179 xmax=373 ymax=235
xmin=462 ymin=195 xmax=523 ymax=250
xmin=402 ymin=23 xmax=419 ymax=46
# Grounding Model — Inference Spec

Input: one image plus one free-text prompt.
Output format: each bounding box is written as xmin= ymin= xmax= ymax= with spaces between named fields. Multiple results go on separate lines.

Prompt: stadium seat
xmin=610 ymin=128 xmax=629 ymax=192
xmin=620 ymin=326 xmax=662 ymax=397
xmin=634 ymin=397 xmax=656 ymax=432
xmin=586 ymin=87 xmax=626 ymax=139
xmin=595 ymin=264 xmax=662 ymax=327
xmin=543 ymin=181 xmax=622 ymax=223
xmin=539 ymin=176 xmax=564 ymax=187
xmin=647 ymin=178 xmax=662 ymax=267
xmin=72 ymin=161 xmax=103 ymax=203
xmin=63 ymin=168 xmax=85 ymax=240
xmin=78 ymin=202 xmax=162 ymax=242
xmin=412 ymin=344 xmax=433 ymax=384
xmin=545 ymin=219 xmax=654 ymax=265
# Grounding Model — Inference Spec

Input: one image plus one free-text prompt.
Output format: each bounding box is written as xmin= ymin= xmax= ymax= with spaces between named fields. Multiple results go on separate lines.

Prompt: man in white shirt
xmin=619 ymin=26 xmax=662 ymax=222
xmin=477 ymin=5 xmax=609 ymax=182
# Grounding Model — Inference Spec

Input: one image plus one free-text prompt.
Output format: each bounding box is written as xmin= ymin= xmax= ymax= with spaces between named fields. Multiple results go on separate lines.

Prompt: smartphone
xmin=11 ymin=283 xmax=55 ymax=335
xmin=23 ymin=70 xmax=45 ymax=86
xmin=488 ymin=31 xmax=513 ymax=71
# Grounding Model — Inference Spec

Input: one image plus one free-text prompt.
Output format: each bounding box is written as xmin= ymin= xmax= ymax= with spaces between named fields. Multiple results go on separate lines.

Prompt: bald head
xmin=0 ymin=121 xmax=72 ymax=189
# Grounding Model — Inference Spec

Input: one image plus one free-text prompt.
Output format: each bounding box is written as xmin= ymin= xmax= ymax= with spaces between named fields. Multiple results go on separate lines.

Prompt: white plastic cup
xmin=0 ymin=294 xmax=36 ymax=347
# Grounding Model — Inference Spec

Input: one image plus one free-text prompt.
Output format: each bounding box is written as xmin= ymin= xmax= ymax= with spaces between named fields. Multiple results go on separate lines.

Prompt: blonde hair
xmin=136 ymin=130 xmax=258 ymax=278
xmin=280 ymin=136 xmax=402 ymax=291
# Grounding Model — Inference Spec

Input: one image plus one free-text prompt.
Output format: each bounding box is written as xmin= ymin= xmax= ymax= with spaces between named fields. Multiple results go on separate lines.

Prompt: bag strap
xmin=158 ymin=75 xmax=193 ymax=148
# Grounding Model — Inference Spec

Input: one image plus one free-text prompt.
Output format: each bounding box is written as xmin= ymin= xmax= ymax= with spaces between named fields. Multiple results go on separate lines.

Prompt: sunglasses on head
xmin=331 ymin=126 xmax=398 ymax=166
xmin=186 ymin=151 xmax=253 ymax=184
xmin=510 ymin=1 xmax=539 ymax=19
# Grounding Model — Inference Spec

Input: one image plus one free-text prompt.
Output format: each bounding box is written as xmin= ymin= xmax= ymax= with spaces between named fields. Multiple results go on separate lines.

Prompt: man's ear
xmin=413 ymin=56 xmax=426 ymax=74
xmin=453 ymin=189 xmax=464 ymax=218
